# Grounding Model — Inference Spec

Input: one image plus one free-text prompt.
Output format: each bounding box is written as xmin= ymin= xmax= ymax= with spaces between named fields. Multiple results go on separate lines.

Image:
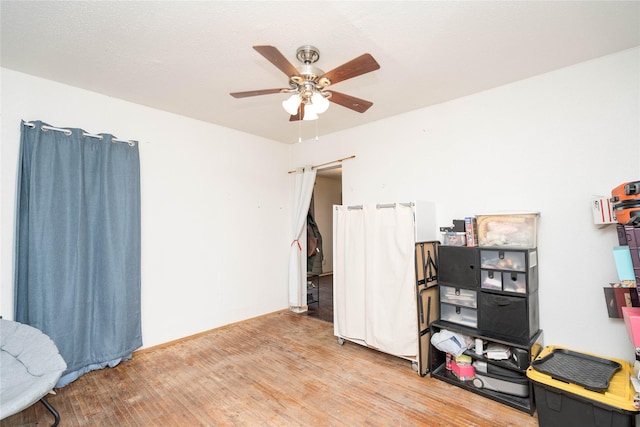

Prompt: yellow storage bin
xmin=527 ymin=346 xmax=638 ymax=427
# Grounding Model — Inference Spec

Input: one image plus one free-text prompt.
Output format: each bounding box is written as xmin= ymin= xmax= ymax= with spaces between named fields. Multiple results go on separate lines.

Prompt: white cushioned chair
xmin=0 ymin=319 xmax=67 ymax=426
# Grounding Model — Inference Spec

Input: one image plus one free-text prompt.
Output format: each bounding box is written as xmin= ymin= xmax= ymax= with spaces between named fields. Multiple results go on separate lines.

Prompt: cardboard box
xmin=464 ymin=217 xmax=477 ymax=247
xmin=592 ymin=196 xmax=616 ymax=225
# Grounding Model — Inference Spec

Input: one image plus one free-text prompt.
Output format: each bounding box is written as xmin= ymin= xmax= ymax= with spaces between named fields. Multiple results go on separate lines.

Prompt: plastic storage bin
xmin=440 ymin=303 xmax=477 ymax=328
xmin=441 ymin=232 xmax=466 ymax=246
xmin=480 ymin=270 xmax=528 ymax=293
xmin=480 ymin=249 xmax=528 ymax=271
xmin=480 ymin=270 xmax=503 ymax=290
xmin=440 ymin=285 xmax=477 ymax=308
xmin=527 ymin=346 xmax=639 ymax=427
xmin=477 ymin=213 xmax=539 ymax=248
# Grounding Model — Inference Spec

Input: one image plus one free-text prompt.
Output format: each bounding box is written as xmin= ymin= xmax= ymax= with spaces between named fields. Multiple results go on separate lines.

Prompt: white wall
xmin=291 ymin=48 xmax=640 ymax=361
xmin=0 ymin=69 xmax=291 ymax=348
xmin=2 ymin=48 xmax=638 ymax=360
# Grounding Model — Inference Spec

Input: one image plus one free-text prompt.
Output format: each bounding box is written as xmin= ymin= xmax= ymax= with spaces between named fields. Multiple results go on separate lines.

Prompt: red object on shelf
xmin=451 ymin=360 xmax=475 ymax=381
xmin=622 ymin=306 xmax=640 ymax=347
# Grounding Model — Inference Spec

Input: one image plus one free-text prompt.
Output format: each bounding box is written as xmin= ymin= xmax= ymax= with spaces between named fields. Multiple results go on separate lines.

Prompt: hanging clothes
xmin=307 ymin=212 xmax=323 ymax=274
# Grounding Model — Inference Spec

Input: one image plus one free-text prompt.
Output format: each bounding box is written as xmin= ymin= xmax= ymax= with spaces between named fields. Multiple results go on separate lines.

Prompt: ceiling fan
xmin=230 ymin=45 xmax=380 ymax=121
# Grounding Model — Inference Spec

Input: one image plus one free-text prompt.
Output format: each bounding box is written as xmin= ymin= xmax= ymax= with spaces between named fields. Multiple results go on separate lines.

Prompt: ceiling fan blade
xmin=289 ymin=103 xmax=304 ymax=122
xmin=230 ymin=88 xmax=286 ymax=98
xmin=253 ymin=45 xmax=300 ymax=78
xmin=328 ymin=91 xmax=373 ymax=113
xmin=320 ymin=53 xmax=380 ymax=85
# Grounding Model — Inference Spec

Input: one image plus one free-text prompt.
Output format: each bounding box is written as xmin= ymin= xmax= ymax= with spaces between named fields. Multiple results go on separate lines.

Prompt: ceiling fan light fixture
xmin=282 ymin=94 xmax=301 ymax=115
xmin=302 ymin=107 xmax=319 ymax=121
xmin=311 ymin=92 xmax=330 ymax=114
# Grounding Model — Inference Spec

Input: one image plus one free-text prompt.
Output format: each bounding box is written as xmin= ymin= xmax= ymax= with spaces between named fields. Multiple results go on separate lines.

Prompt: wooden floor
xmin=2 ymin=311 xmax=539 ymax=427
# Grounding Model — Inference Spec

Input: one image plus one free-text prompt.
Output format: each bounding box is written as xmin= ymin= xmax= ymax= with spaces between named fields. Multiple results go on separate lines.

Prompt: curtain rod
xmin=347 ymin=202 xmax=414 ymax=210
xmin=288 ymin=155 xmax=355 ymax=174
xmin=23 ymin=121 xmax=137 ymax=146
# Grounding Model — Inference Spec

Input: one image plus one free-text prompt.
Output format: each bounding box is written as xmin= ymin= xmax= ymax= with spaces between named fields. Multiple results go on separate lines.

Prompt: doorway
xmin=307 ymin=165 xmax=342 ymax=322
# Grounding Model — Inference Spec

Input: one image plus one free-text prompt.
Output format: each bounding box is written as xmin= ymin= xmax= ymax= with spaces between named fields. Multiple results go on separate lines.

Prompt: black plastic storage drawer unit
xmin=479 ymin=291 xmax=539 ymax=341
xmin=438 ymin=246 xmax=479 ymax=288
xmin=479 ymin=248 xmax=538 ymax=294
xmin=438 ymin=246 xmax=479 ymax=328
xmin=477 ymin=248 xmax=539 ymax=342
xmin=440 ymin=285 xmax=478 ymax=328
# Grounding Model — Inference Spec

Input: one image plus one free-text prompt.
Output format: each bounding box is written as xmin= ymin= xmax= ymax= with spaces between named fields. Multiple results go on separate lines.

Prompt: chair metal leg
xmin=40 ymin=396 xmax=61 ymax=427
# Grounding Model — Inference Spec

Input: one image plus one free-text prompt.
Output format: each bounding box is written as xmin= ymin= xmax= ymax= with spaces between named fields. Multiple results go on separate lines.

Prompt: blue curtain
xmin=14 ymin=120 xmax=142 ymax=387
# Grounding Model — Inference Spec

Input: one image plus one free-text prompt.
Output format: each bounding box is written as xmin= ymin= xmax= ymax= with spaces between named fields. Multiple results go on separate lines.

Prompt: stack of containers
xmin=617 ymin=224 xmax=640 ymax=294
xmin=438 ymin=245 xmax=480 ymax=329
xmin=432 ymin=213 xmax=543 ymax=413
xmin=475 ymin=213 xmax=540 ymax=342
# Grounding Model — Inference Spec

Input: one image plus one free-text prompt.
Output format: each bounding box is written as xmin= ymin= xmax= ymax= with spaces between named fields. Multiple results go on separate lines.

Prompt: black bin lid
xmin=531 ymin=348 xmax=621 ymax=391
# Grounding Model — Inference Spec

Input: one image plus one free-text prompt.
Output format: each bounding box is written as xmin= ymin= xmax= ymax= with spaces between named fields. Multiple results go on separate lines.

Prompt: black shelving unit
xmin=430 ymin=320 xmax=543 ymax=414
xmin=430 ymin=244 xmax=543 ymax=415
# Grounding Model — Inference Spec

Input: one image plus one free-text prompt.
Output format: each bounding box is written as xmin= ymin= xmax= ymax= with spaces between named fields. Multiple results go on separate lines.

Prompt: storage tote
xmin=527 ymin=346 xmax=639 ymax=427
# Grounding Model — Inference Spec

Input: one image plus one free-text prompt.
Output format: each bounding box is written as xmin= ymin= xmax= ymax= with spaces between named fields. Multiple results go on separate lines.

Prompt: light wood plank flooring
xmin=1 ymin=311 xmax=538 ymax=426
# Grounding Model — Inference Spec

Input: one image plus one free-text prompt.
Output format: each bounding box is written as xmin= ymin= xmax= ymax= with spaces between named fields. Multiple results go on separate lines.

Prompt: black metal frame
xmin=40 ymin=396 xmax=61 ymax=427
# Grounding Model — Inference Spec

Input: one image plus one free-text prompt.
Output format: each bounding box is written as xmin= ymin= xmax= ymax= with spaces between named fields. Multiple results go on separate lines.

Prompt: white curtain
xmin=334 ymin=203 xmax=417 ymax=358
xmin=288 ymin=166 xmax=317 ymax=311
xmin=333 ymin=206 xmax=366 ymax=339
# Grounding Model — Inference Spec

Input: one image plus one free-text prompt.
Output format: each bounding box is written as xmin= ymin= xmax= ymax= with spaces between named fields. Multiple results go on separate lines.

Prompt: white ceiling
xmin=1 ymin=1 xmax=639 ymax=144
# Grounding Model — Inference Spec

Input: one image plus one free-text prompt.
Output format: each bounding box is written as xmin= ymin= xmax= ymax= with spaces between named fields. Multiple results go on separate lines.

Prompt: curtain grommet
xmin=82 ymin=133 xmax=104 ymax=141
